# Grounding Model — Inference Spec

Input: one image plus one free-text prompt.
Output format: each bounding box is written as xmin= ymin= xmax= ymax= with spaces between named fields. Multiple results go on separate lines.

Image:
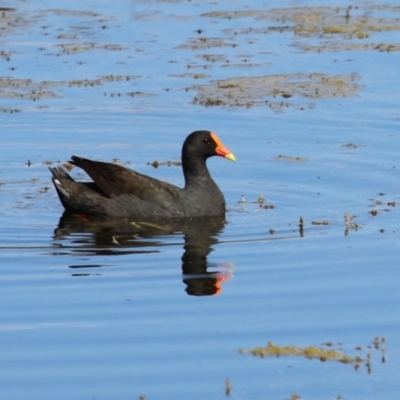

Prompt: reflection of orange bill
xmin=213 ymin=271 xmax=233 ymax=296
xmin=215 ymin=262 xmax=235 ymax=269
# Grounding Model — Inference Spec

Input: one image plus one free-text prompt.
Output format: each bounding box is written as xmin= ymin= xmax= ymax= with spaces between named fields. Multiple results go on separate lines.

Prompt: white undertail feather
xmin=53 ymin=178 xmax=70 ymax=198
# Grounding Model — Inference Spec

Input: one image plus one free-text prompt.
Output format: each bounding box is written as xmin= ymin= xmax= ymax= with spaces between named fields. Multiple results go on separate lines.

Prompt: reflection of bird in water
xmin=49 ymin=131 xmax=235 ymax=219
xmin=183 ymin=269 xmax=232 ymax=296
xmin=181 ymin=217 xmax=233 ymax=296
xmin=53 ymin=213 xmax=233 ymax=296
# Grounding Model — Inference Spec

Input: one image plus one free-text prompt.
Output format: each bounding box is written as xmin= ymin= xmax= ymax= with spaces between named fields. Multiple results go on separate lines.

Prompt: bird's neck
xmin=182 ymin=155 xmax=213 ymax=187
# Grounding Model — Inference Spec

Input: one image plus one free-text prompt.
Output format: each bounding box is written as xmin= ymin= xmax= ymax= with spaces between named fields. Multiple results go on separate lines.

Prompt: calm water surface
xmin=1 ymin=0 xmax=400 ymax=399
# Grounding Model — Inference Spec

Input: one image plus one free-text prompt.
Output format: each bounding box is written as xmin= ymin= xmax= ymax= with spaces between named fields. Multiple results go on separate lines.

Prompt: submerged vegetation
xmin=0 ymin=75 xmax=138 ymax=102
xmin=239 ymin=337 xmax=387 ymax=373
xmin=202 ymin=5 xmax=400 ymax=45
xmin=239 ymin=341 xmax=362 ymax=364
xmin=187 ymin=73 xmax=361 ymax=110
xmin=1 ymin=4 xmax=400 ymax=111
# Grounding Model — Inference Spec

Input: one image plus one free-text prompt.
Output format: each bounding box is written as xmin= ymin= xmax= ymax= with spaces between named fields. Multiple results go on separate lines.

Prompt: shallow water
xmin=1 ymin=0 xmax=400 ymax=399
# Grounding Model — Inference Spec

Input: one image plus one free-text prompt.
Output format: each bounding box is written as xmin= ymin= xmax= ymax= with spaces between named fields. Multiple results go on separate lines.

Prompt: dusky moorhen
xmin=49 ymin=130 xmax=236 ymax=219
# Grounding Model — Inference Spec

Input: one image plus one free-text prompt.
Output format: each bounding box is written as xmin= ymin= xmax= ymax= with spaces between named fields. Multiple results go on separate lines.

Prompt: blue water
xmin=1 ymin=0 xmax=400 ymax=399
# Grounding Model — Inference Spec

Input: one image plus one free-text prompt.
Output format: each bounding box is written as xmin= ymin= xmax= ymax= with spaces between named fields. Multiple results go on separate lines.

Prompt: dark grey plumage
xmin=49 ymin=131 xmax=236 ymax=219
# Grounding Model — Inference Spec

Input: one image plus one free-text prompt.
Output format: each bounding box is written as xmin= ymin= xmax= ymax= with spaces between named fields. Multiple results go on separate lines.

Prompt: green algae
xmin=0 ymin=8 xmax=32 ymax=38
xmin=0 ymin=75 xmax=138 ymax=102
xmin=176 ymin=37 xmax=238 ymax=50
xmin=169 ymin=72 xmax=209 ymax=79
xmin=239 ymin=337 xmax=387 ymax=373
xmin=0 ymin=3 xmax=398 ymax=114
xmin=239 ymin=341 xmax=362 ymax=364
xmin=45 ymin=9 xmax=101 ymax=17
xmin=147 ymin=159 xmax=181 ymax=168
xmin=186 ymin=73 xmax=361 ymax=110
xmin=299 ymin=42 xmax=400 ymax=53
xmin=56 ymin=42 xmax=125 ymax=55
xmin=202 ymin=5 xmax=400 ymax=52
xmin=272 ymin=155 xmax=309 ymax=163
xmin=202 ymin=6 xmax=400 ymax=39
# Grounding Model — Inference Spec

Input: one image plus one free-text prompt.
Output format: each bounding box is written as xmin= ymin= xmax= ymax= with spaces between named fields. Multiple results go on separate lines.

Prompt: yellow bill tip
xmin=225 ymin=153 xmax=236 ymax=162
